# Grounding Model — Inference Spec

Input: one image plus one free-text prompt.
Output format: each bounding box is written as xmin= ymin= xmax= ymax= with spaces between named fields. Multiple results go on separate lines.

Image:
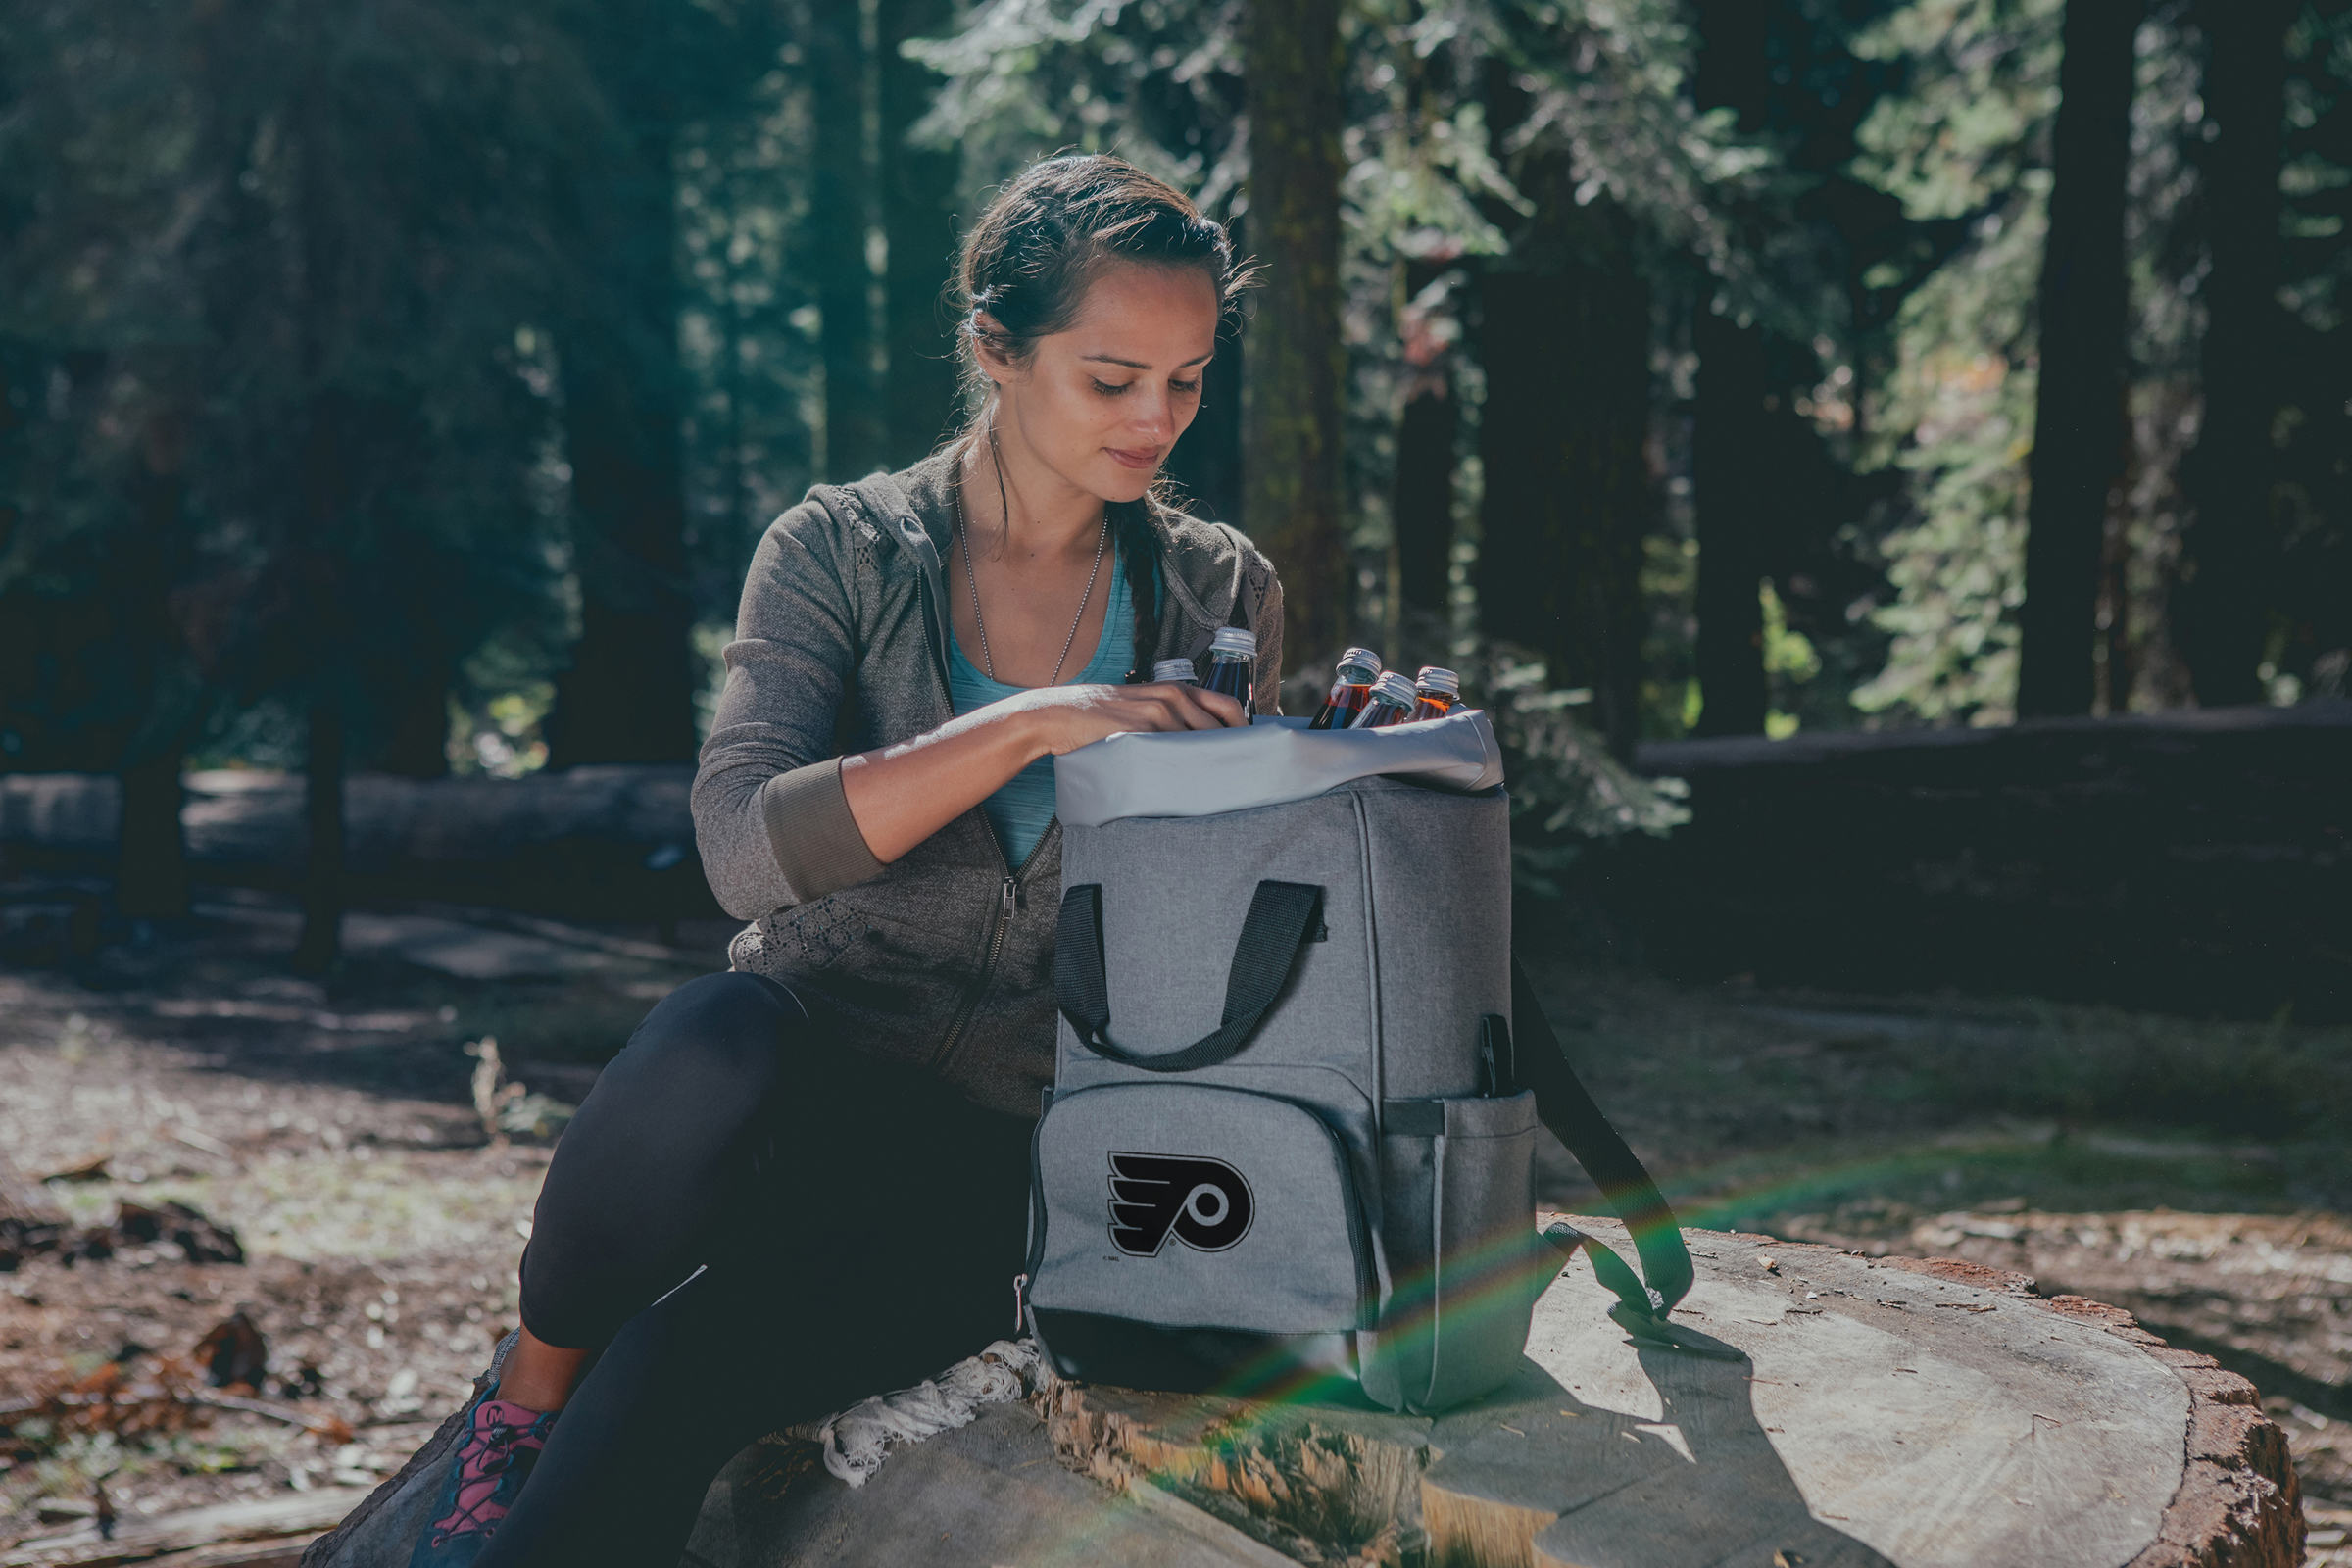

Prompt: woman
xmin=314 ymin=154 xmax=1278 ymax=1567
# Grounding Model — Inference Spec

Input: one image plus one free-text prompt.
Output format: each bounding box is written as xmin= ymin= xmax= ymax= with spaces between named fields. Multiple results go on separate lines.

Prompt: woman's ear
xmin=971 ymin=313 xmax=1017 ymax=386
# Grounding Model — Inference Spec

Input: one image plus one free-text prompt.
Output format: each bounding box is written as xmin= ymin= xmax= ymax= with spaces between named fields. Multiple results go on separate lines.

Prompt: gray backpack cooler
xmin=1022 ymin=713 xmax=1690 ymax=1415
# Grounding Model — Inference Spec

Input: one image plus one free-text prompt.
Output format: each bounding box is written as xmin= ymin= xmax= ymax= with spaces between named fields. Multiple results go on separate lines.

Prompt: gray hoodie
xmin=692 ymin=449 xmax=1286 ymax=1118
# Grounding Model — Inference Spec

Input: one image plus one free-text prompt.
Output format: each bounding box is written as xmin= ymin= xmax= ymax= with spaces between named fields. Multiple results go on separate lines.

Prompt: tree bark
xmin=2017 ymin=0 xmax=2142 ymax=718
xmin=1392 ymin=259 xmax=1457 ymax=617
xmin=1475 ymin=191 xmax=1655 ymax=760
xmin=378 ymin=661 xmax=452 ymax=778
xmin=1165 ymin=312 xmax=1246 ymax=525
xmin=1689 ymin=0 xmax=1774 ymax=736
xmin=293 ymin=687 xmax=345 ymax=974
xmin=1242 ymin=0 xmax=1348 ymax=675
xmin=808 ymin=0 xmax=886 ymax=481
xmin=118 ymin=748 xmax=191 ymax=921
xmin=116 ymin=406 xmax=194 ymax=920
xmin=546 ymin=5 xmax=700 ymax=767
xmin=1691 ymin=309 xmax=1772 ymax=735
xmin=2176 ymin=0 xmax=2296 ymax=708
xmin=880 ymin=0 xmax=962 ymax=467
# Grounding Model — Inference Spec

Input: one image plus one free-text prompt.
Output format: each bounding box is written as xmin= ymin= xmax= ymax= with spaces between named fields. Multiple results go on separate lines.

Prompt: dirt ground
xmin=2 ymin=887 xmax=2347 ymax=1560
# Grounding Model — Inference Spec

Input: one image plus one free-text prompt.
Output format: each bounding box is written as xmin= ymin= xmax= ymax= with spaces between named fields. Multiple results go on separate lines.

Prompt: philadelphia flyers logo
xmin=1107 ymin=1152 xmax=1254 ymax=1256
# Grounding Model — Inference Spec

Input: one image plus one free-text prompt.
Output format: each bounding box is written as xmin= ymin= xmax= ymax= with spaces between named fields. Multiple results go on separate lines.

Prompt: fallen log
xmin=1 ymin=1489 xmax=369 ymax=1568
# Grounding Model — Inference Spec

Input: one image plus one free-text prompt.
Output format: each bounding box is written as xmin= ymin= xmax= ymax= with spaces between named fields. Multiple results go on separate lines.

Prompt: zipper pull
xmin=1003 ymin=876 xmax=1017 ymax=923
xmin=1012 ymin=1272 xmax=1029 ymax=1335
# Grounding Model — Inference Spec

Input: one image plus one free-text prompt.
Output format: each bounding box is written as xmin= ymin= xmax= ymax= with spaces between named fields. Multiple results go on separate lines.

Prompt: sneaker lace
xmin=427 ymin=1406 xmax=547 ymax=1544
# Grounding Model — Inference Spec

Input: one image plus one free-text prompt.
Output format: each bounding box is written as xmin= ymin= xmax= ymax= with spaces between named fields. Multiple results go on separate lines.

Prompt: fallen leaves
xmin=0 ymin=1317 xmax=354 ymax=1472
xmin=0 ymin=1198 xmax=245 ymax=1272
xmin=117 ymin=1202 xmax=246 ymax=1266
xmin=192 ymin=1312 xmax=269 ymax=1391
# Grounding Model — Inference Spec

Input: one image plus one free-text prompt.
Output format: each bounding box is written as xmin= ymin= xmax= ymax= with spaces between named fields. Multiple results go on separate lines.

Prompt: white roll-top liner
xmin=1054 ymin=709 xmax=1504 ymax=828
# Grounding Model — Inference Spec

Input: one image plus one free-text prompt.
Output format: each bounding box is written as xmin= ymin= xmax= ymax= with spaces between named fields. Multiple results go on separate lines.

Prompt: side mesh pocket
xmin=1371 ymin=1090 xmax=1543 ymax=1413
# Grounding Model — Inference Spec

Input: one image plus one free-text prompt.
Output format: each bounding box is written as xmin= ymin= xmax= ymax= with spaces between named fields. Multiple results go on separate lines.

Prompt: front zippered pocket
xmin=1028 ymin=1083 xmax=1371 ymax=1336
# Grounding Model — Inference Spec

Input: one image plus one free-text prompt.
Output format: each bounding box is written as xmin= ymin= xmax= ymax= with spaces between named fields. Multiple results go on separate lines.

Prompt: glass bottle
xmin=1309 ymin=647 xmax=1384 ymax=730
xmin=1201 ymin=627 xmax=1256 ymax=715
xmin=1152 ymin=658 xmax=1200 ymax=685
xmin=1349 ymin=671 xmax=1423 ymax=728
xmin=1412 ymin=666 xmax=1461 ymax=721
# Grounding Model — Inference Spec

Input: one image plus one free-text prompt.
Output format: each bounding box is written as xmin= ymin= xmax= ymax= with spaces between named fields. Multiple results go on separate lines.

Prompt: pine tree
xmin=1243 ymin=0 xmax=1350 ymax=666
xmin=2016 ymin=0 xmax=2142 ymax=718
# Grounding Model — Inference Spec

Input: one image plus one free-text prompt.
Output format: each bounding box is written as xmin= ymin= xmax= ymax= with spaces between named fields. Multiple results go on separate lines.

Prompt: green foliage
xmin=1848 ymin=0 xmax=2061 ymax=726
xmin=1455 ymin=638 xmax=1690 ymax=896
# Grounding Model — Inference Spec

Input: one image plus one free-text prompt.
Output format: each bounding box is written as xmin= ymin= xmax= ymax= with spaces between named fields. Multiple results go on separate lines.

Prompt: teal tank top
xmin=948 ymin=557 xmax=1134 ymax=867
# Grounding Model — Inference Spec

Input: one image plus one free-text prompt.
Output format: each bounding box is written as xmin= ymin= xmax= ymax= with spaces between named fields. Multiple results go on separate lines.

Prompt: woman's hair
xmin=949 ymin=153 xmax=1253 ymax=679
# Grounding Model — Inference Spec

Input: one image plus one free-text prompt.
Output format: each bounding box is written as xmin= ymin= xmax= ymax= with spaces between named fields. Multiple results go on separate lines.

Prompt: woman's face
xmin=982 ymin=261 xmax=1219 ymax=505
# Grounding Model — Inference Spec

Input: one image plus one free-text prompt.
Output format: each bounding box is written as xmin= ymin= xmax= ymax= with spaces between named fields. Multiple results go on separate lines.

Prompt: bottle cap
xmin=1152 ymin=658 xmax=1200 ymax=683
xmin=1208 ymin=626 xmax=1257 ymax=658
xmin=1337 ymin=647 xmax=1383 ymax=679
xmin=1370 ymin=671 xmax=1419 ymax=706
xmin=1414 ymin=666 xmax=1460 ymax=697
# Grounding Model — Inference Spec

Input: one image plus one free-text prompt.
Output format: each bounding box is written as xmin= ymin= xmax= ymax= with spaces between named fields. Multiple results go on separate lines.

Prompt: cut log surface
xmin=1038 ymin=1224 xmax=2303 ymax=1568
xmin=679 ymin=1405 xmax=1293 ymax=1567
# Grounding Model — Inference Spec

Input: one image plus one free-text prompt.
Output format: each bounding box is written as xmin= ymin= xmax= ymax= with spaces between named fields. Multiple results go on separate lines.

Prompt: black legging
xmin=476 ymin=973 xmax=1034 ymax=1568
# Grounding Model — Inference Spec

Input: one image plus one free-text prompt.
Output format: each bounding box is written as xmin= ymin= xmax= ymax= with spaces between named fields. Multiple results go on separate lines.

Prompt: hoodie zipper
xmin=932 ymin=825 xmax=1052 ymax=1073
xmin=913 ymin=557 xmax=1054 ymax=1075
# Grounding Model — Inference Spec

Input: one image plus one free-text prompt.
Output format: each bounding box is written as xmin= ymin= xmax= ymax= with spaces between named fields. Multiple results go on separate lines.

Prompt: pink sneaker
xmin=407 ymin=1397 xmax=556 ymax=1565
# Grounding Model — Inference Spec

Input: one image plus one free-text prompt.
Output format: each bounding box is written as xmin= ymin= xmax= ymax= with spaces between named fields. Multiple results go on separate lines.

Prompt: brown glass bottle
xmin=1349 ymin=671 xmax=1423 ymax=728
xmin=1412 ymin=665 xmax=1461 ymax=721
xmin=1309 ymin=647 xmax=1384 ymax=730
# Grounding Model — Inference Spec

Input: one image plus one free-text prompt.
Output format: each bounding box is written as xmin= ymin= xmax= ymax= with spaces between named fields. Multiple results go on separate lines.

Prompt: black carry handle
xmin=1055 ymin=881 xmax=1323 ymax=1073
xmin=1508 ymin=956 xmax=1696 ymax=1326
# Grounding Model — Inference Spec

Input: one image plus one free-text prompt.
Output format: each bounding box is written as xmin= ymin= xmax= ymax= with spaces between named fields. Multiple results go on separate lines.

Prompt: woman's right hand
xmin=839 ymin=679 xmax=1247 ymax=865
xmin=1007 ymin=679 xmax=1248 ymax=756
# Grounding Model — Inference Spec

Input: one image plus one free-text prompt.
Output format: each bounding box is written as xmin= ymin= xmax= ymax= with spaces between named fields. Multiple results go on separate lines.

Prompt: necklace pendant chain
xmin=955 ymin=475 xmax=1109 ymax=688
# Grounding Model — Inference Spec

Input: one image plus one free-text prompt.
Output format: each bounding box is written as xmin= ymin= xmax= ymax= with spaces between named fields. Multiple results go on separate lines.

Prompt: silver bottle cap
xmin=1152 ymin=658 xmax=1200 ymax=683
xmin=1336 ymin=646 xmax=1383 ymax=679
xmin=1414 ymin=666 xmax=1460 ymax=697
xmin=1208 ymin=626 xmax=1257 ymax=658
xmin=1349 ymin=670 xmax=1423 ymax=724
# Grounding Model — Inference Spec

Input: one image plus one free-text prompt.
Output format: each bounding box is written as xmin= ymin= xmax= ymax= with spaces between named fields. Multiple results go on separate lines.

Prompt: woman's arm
xmin=693 ymin=502 xmax=868 ymax=919
xmin=839 ymin=680 xmax=1240 ymax=864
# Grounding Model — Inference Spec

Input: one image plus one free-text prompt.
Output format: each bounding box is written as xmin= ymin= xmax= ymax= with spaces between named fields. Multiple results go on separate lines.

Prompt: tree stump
xmin=692 ymin=1221 xmax=2305 ymax=1566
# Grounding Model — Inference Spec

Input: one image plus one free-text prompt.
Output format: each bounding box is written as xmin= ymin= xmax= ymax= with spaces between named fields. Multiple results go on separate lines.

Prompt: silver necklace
xmin=954 ymin=458 xmax=1108 ymax=687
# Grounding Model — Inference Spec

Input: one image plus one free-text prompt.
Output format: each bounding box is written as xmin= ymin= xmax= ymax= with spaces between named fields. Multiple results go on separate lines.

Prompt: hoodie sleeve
xmin=691 ymin=496 xmax=887 ymax=920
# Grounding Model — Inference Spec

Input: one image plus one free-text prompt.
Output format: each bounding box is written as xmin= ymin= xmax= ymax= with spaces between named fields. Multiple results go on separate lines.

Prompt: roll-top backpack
xmin=1021 ymin=712 xmax=1698 ymax=1415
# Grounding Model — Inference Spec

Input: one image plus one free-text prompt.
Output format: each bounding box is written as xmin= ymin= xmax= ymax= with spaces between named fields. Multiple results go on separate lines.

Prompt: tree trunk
xmin=1689 ymin=0 xmax=1774 ymax=737
xmin=1392 ymin=259 xmax=1457 ymax=618
xmin=1690 ymin=309 xmax=1772 ymax=736
xmin=546 ymin=7 xmax=700 ymax=767
xmin=117 ymin=748 xmax=190 ymax=922
xmin=2176 ymin=0 xmax=2296 ymax=708
xmin=378 ymin=661 xmax=451 ymax=778
xmin=116 ymin=406 xmax=194 ymax=920
xmin=1164 ymin=305 xmax=1245 ymax=524
xmin=808 ymin=0 xmax=886 ymax=481
xmin=879 ymin=0 xmax=961 ymax=467
xmin=1476 ymin=196 xmax=1655 ymax=760
xmin=293 ymin=688 xmax=344 ymax=974
xmin=1243 ymin=0 xmax=1348 ymax=676
xmin=2016 ymin=0 xmax=2142 ymax=719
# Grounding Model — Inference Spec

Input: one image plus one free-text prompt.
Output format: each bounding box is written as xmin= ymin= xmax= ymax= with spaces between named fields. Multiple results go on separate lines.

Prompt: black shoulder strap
xmin=1055 ymin=881 xmax=1322 ymax=1073
xmin=1509 ymin=956 xmax=1698 ymax=1338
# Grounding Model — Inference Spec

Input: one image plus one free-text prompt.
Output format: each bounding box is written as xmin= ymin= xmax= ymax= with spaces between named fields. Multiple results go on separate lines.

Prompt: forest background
xmin=1 ymin=0 xmax=2348 ymax=960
